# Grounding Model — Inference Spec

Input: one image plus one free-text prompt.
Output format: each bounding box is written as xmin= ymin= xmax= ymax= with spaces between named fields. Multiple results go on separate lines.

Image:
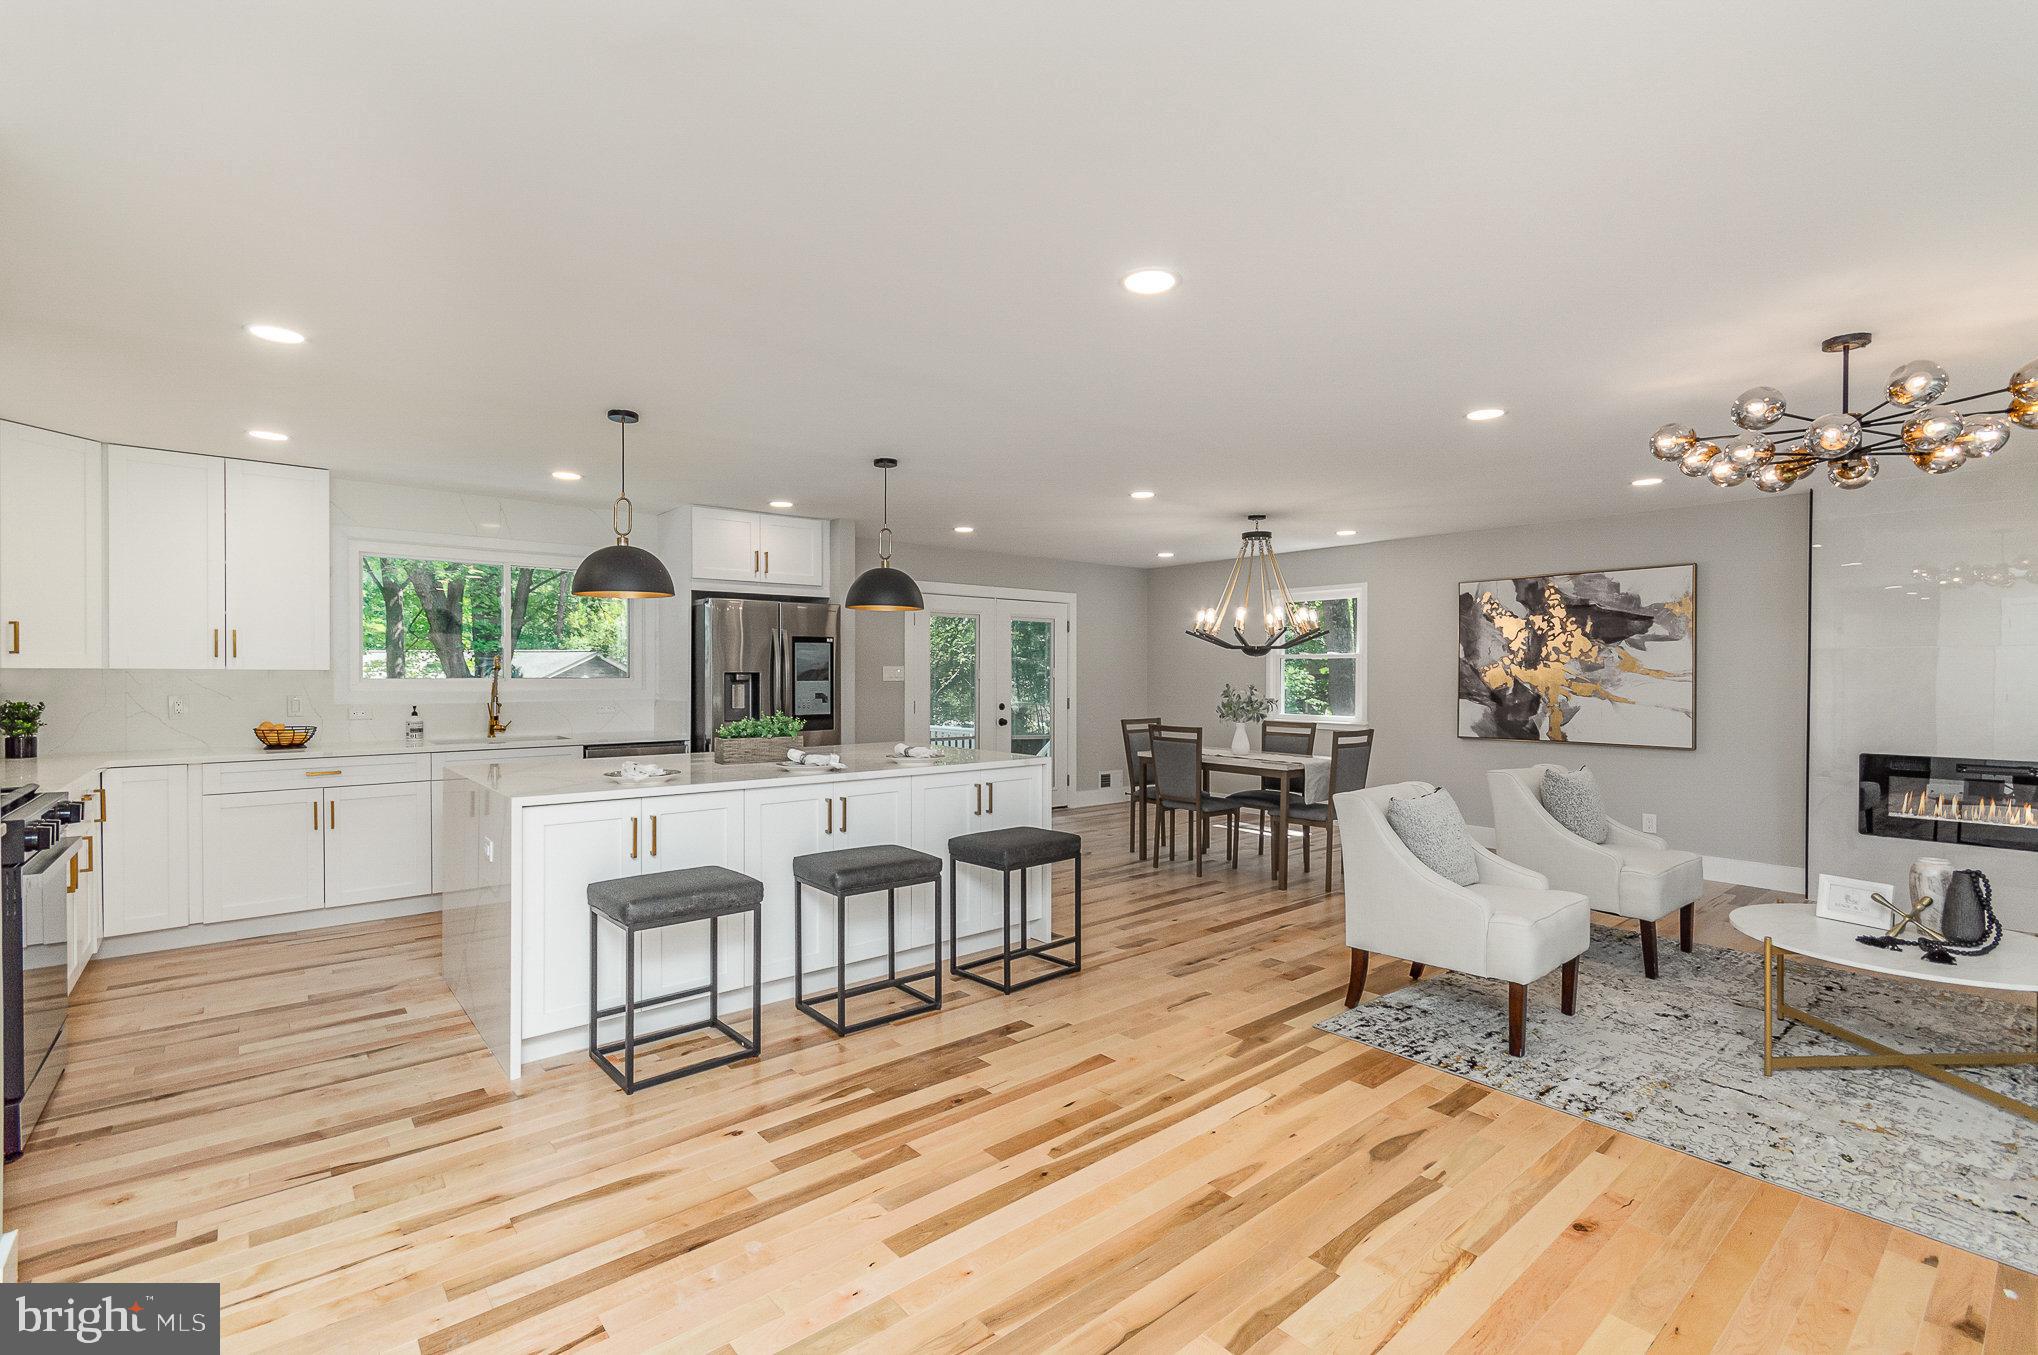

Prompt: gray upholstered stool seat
xmin=587 ymin=865 xmax=763 ymax=1095
xmin=947 ymin=826 xmax=1081 ymax=873
xmin=589 ymin=866 xmax=763 ymax=928
xmin=792 ymin=844 xmax=943 ymax=895
xmin=946 ymin=827 xmax=1084 ymax=995
xmin=792 ymin=843 xmax=944 ymax=1036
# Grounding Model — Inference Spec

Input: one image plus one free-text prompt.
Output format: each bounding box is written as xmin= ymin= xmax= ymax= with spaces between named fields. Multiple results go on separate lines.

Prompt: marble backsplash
xmin=0 ymin=666 xmax=682 ymax=757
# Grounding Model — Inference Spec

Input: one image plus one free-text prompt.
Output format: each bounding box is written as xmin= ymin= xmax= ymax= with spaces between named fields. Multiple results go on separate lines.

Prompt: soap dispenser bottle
xmin=406 ymin=705 xmax=426 ymax=747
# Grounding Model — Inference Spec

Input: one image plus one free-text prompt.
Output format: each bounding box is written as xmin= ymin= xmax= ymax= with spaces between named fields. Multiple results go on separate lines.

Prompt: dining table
xmin=1137 ymin=746 xmax=1331 ymax=889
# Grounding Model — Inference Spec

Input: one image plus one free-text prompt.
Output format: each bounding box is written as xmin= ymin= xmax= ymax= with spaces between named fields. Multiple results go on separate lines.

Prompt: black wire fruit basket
xmin=253 ymin=724 xmax=318 ymax=750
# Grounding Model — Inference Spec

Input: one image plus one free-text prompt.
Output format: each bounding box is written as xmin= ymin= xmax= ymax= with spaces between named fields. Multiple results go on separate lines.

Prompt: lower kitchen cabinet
xmin=746 ymin=779 xmax=913 ymax=987
xmin=202 ymin=788 xmax=326 ymax=922
xmin=911 ymin=764 xmax=1048 ymax=941
xmin=324 ymin=780 xmax=434 ymax=907
xmin=100 ymin=764 xmax=193 ymax=937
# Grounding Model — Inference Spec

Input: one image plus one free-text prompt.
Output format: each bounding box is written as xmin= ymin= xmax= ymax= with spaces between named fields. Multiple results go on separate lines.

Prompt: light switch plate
xmin=1641 ymin=813 xmax=1658 ymax=834
xmin=286 ymin=695 xmax=310 ymax=719
xmin=883 ymin=665 xmax=905 ymax=682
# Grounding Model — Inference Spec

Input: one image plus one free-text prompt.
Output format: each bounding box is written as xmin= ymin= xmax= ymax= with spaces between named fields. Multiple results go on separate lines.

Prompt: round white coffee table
xmin=1730 ymin=902 xmax=2038 ymax=1122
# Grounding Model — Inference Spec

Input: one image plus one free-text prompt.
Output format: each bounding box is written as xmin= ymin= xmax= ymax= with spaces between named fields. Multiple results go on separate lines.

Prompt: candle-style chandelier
xmin=1649 ymin=333 xmax=2036 ymax=492
xmin=1187 ymin=514 xmax=1322 ymax=656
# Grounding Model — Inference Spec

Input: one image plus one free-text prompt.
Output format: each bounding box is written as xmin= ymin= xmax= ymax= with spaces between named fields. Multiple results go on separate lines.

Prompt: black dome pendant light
xmin=573 ymin=409 xmax=675 ymax=599
xmin=844 ymin=456 xmax=924 ymax=612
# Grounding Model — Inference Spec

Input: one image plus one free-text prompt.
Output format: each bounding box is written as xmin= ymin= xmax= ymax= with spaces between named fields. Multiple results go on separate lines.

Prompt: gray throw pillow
xmin=1539 ymin=765 xmax=1609 ymax=843
xmin=1386 ymin=788 xmax=1479 ymax=886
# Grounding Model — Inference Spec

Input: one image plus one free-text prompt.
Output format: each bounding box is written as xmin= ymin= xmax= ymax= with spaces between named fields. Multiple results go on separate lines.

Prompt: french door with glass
xmin=907 ymin=591 xmax=1071 ymax=805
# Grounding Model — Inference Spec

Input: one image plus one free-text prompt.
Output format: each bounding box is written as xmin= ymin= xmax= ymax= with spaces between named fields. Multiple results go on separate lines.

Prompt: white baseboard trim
xmin=98 ymin=894 xmax=442 ymax=958
xmin=1702 ymin=855 xmax=1805 ymax=894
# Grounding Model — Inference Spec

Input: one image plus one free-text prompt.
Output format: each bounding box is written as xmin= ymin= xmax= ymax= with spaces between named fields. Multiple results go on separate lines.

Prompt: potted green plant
xmin=2 ymin=699 xmax=47 ymax=759
xmin=712 ymin=712 xmax=806 ymax=765
xmin=1216 ymin=682 xmax=1275 ymax=754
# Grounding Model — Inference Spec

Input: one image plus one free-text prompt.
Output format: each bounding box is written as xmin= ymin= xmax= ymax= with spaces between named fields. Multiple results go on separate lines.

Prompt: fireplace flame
xmin=1894 ymin=788 xmax=2038 ymax=829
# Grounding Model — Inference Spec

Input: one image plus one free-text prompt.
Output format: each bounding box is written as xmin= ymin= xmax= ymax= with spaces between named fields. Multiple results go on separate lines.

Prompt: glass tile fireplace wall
xmin=1809 ymin=451 xmax=2038 ymax=931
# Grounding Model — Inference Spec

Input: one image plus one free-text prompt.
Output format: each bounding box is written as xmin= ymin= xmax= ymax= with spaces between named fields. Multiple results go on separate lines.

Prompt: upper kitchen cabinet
xmin=224 ymin=459 xmax=329 ymax=669
xmin=106 ymin=446 xmax=330 ymax=669
xmin=107 ymin=445 xmax=226 ymax=668
xmin=0 ymin=421 xmax=105 ymax=668
xmin=691 ymin=506 xmax=828 ymax=591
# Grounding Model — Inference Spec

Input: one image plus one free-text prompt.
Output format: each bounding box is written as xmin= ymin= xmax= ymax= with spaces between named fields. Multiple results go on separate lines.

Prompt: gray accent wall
xmin=851 ymin=537 xmax=1150 ymax=800
xmin=1146 ymin=495 xmax=1811 ymax=875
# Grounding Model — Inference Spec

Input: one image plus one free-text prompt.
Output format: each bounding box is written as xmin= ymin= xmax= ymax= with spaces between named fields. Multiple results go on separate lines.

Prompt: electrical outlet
xmin=286 ymin=695 xmax=310 ymax=719
xmin=348 ymin=706 xmax=373 ymax=721
xmin=166 ymin=696 xmax=187 ymax=719
xmin=1641 ymin=813 xmax=1658 ymax=833
xmin=595 ymin=703 xmax=620 ymax=717
xmin=1099 ymin=771 xmax=1113 ymax=788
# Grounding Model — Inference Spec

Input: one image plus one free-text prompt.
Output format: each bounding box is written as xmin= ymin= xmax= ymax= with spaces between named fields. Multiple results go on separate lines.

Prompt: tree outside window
xmin=360 ymin=554 xmax=629 ymax=679
xmin=1271 ymin=591 xmax=1364 ymax=719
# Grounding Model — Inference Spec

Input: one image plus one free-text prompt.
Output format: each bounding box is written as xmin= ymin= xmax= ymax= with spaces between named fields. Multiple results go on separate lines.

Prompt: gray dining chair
xmin=1283 ymin=728 xmax=1375 ymax=893
xmin=1148 ymin=724 xmax=1240 ymax=876
xmin=1225 ymin=718 xmax=1318 ymax=860
xmin=1119 ymin=716 xmax=1158 ymax=858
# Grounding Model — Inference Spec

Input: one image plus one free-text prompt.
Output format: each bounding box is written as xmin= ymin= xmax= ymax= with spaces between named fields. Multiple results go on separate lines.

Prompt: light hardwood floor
xmin=8 ymin=805 xmax=2030 ymax=1353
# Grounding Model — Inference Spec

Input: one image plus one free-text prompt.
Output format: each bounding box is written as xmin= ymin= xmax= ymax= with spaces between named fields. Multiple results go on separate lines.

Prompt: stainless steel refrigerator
xmin=692 ymin=596 xmax=841 ymax=749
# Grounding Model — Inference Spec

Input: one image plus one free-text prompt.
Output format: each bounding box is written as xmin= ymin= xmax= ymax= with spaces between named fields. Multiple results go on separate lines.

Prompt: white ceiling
xmin=3 ymin=3 xmax=2033 ymax=568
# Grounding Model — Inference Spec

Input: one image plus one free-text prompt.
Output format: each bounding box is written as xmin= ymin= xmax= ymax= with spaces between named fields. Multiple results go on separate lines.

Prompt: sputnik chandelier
xmin=1187 ymin=514 xmax=1322 ymax=656
xmin=1649 ymin=333 xmax=2037 ymax=492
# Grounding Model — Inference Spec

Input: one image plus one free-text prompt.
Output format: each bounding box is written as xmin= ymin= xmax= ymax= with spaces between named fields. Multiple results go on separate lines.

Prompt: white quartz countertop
xmin=1 ymin=729 xmax=684 ymax=794
xmin=451 ymin=743 xmax=1043 ymax=806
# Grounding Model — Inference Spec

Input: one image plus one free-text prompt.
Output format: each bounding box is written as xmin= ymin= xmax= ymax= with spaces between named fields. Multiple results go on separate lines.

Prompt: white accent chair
xmin=1488 ymin=765 xmax=1704 ymax=979
xmin=1335 ymin=782 xmax=1589 ymax=1055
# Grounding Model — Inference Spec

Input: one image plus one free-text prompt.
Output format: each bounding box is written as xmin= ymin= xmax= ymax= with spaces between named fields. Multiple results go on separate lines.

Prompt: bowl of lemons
xmin=253 ymin=722 xmax=317 ymax=750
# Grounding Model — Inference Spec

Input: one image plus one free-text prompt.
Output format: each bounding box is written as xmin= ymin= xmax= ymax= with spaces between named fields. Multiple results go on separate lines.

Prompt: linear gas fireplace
xmin=1859 ymin=753 xmax=2038 ymax=854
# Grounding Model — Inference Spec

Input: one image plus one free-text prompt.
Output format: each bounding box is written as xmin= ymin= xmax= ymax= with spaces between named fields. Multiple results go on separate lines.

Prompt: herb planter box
xmin=713 ymin=735 xmax=803 ymax=766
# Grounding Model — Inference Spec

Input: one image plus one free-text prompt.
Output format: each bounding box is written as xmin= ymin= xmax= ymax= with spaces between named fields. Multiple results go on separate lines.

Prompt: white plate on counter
xmin=602 ymin=768 xmax=680 ymax=783
xmin=776 ymin=762 xmax=843 ymax=774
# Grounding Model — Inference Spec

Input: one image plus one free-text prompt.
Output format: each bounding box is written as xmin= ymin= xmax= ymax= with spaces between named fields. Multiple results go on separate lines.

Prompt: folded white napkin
xmin=786 ymin=748 xmax=806 ymax=763
xmin=907 ymin=745 xmax=937 ymax=758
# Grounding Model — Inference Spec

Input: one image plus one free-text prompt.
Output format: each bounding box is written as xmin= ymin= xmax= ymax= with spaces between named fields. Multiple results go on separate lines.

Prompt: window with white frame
xmin=1266 ymin=586 xmax=1366 ymax=720
xmin=354 ymin=547 xmax=632 ymax=684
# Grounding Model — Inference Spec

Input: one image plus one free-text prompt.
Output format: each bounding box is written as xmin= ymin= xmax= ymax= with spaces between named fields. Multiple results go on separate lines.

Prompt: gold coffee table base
xmin=1762 ymin=939 xmax=2038 ymax=1124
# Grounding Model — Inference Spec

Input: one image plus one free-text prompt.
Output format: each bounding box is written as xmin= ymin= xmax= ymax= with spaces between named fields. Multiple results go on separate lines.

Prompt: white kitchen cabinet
xmin=106 ymin=446 xmax=227 ymax=669
xmin=690 ymin=506 xmax=829 ymax=591
xmin=755 ymin=514 xmax=829 ymax=588
xmin=324 ymin=780 xmax=434 ymax=908
xmin=100 ymin=764 xmax=193 ymax=936
xmin=520 ymin=797 xmax=643 ymax=1038
xmin=911 ymin=764 xmax=1048 ymax=943
xmin=201 ymin=788 xmax=325 ymax=923
xmin=0 ymin=421 xmax=104 ymax=669
xmin=746 ymin=779 xmax=912 ymax=985
xmin=225 ymin=459 xmax=330 ymax=669
xmin=643 ymin=789 xmax=745 ymax=872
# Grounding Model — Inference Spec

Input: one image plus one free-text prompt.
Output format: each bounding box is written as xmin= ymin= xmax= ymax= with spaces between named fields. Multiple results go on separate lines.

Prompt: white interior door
xmin=908 ymin=591 xmax=1072 ymax=806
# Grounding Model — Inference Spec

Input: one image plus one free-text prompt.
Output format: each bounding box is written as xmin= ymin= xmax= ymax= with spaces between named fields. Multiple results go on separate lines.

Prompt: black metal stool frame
xmin=588 ymin=907 xmax=762 ymax=1094
xmin=793 ymin=878 xmax=944 ymax=1035
xmin=949 ymin=852 xmax=1082 ymax=994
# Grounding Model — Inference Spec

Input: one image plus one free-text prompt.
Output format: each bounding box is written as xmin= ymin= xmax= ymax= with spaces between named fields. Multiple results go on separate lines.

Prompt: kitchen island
xmin=437 ymin=744 xmax=1055 ymax=1078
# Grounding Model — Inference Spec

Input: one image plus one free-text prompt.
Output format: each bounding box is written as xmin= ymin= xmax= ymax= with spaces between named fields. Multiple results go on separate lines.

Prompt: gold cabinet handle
xmin=630 ymin=817 xmax=639 ymax=858
xmin=97 ymin=788 xmax=108 ymax=822
xmin=231 ymin=628 xmax=238 ymax=659
xmin=649 ymin=816 xmax=658 ymax=856
xmin=82 ymin=834 xmax=94 ymax=873
xmin=753 ymin=548 xmax=760 ymax=574
xmin=304 ymin=769 xmax=342 ymax=777
xmin=213 ymin=627 xmax=220 ymax=658
xmin=328 ymin=797 xmax=337 ymax=829
xmin=6 ymin=620 xmax=18 ymax=654
xmin=824 ymin=797 xmax=833 ymax=835
xmin=764 ymin=550 xmax=770 ymax=574
xmin=987 ymin=782 xmax=995 ymax=814
xmin=839 ymin=795 xmax=848 ymax=830
xmin=312 ymin=799 xmax=320 ymax=830
xmin=974 ymin=782 xmax=982 ymax=816
xmin=68 ymin=854 xmax=79 ymax=893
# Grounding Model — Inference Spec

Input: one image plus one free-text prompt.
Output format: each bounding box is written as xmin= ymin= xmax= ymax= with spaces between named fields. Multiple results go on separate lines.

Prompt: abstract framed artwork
xmin=1457 ymin=563 xmax=1695 ymax=748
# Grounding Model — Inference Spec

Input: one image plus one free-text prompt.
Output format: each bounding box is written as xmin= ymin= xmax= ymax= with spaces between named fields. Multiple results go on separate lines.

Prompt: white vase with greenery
xmin=1215 ymin=682 xmax=1275 ymax=755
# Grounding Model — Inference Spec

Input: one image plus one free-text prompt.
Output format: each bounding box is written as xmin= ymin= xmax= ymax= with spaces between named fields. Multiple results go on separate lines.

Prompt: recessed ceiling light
xmin=953 ymin=525 xmax=974 ymax=534
xmin=1130 ymin=489 xmax=1156 ymax=499
xmin=1157 ymin=551 xmax=1175 ymax=559
xmin=246 ymin=429 xmax=289 ymax=442
xmin=1121 ymin=268 xmax=1179 ymax=295
xmin=551 ymin=470 xmax=582 ymax=481
xmin=1812 ymin=543 xmax=1823 ymax=548
xmin=1631 ymin=477 xmax=1663 ymax=487
xmin=1465 ymin=407 xmax=1506 ymax=422
xmin=1336 ymin=529 xmax=1358 ymax=537
xmin=244 ymin=323 xmax=305 ymax=344
xmin=768 ymin=500 xmax=793 ymax=509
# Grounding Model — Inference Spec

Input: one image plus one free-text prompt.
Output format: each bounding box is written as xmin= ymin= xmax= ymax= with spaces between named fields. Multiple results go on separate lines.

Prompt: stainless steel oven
xmin=3 ymin=785 xmax=84 ymax=1159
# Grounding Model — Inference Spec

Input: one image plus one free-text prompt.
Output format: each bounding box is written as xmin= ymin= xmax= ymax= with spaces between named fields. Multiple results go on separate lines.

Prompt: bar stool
xmin=587 ymin=865 xmax=763 ymax=1094
xmin=947 ymin=826 xmax=1083 ymax=993
xmin=792 ymin=844 xmax=944 ymax=1035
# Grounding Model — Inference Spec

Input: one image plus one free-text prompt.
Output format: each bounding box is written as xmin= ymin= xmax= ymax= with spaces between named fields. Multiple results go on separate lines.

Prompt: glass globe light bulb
xmin=1908 ymin=444 xmax=1966 ymax=474
xmin=1679 ymin=442 xmax=1721 ymax=477
xmin=1753 ymin=462 xmax=1796 ymax=492
xmin=2010 ymin=358 xmax=2038 ymax=403
xmin=1900 ymin=405 xmax=1963 ymax=452
xmin=1806 ymin=413 xmax=1861 ymax=456
xmin=1707 ymin=457 xmax=1748 ymax=486
xmin=1954 ymin=413 xmax=2011 ymax=459
xmin=1886 ymin=360 xmax=1950 ymax=408
xmin=1724 ymin=433 xmax=1774 ymax=468
xmin=2010 ymin=397 xmax=2038 ymax=430
xmin=1731 ymin=386 xmax=1787 ymax=430
xmin=1827 ymin=455 xmax=1878 ymax=490
xmin=1651 ymin=423 xmax=1698 ymax=461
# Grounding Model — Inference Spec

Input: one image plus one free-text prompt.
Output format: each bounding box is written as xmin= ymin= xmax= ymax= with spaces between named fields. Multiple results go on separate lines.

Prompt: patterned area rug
xmin=1316 ymin=925 xmax=2037 ymax=1271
